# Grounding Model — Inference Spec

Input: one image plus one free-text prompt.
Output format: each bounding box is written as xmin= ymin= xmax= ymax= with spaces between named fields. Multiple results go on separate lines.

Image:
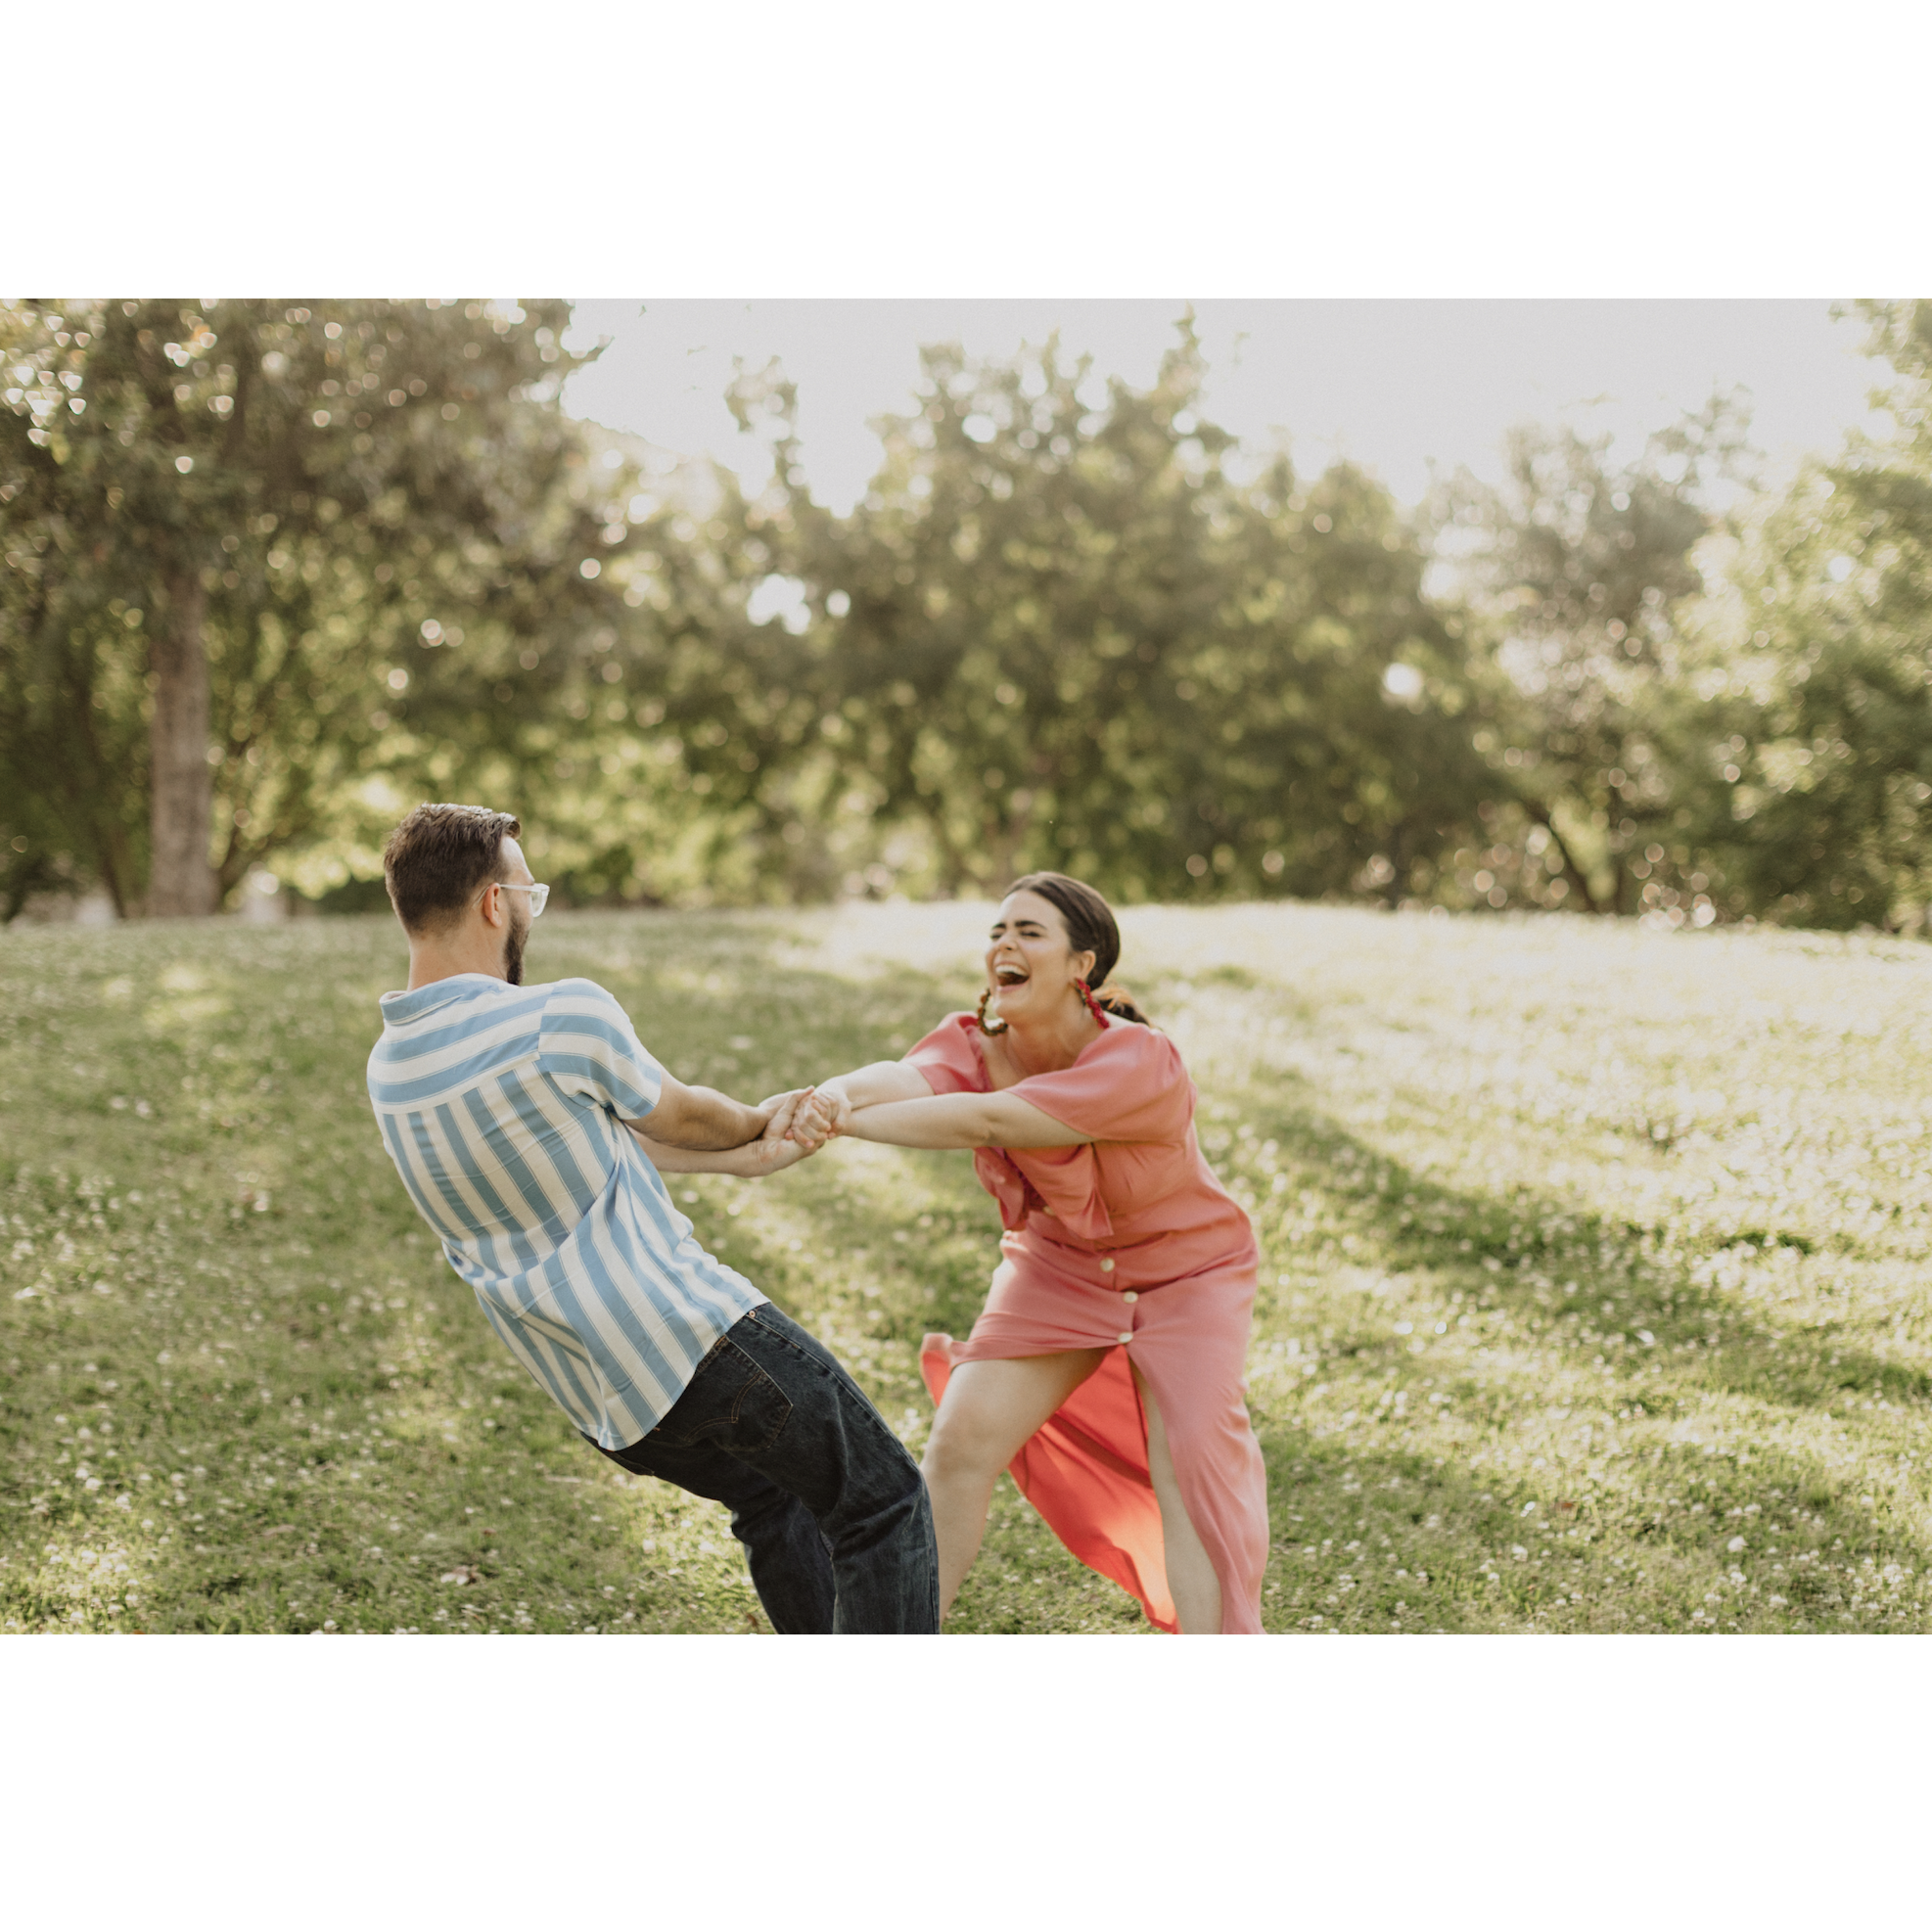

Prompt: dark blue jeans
xmin=594 ymin=1301 xmax=939 ymax=1633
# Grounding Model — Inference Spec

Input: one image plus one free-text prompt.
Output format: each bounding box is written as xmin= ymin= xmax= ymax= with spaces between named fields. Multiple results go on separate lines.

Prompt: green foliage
xmin=3 ymin=903 xmax=1929 ymax=1634
xmin=1694 ymin=301 xmax=1932 ymax=932
xmin=744 ymin=327 xmax=1483 ymax=902
xmin=1428 ymin=398 xmax=1752 ymax=919
xmin=6 ymin=302 xmax=1929 ymax=934
xmin=0 ymin=299 xmax=630 ymax=906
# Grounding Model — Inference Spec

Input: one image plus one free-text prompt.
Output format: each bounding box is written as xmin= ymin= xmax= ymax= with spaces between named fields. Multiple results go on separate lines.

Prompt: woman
xmin=806 ymin=873 xmax=1269 ymax=1634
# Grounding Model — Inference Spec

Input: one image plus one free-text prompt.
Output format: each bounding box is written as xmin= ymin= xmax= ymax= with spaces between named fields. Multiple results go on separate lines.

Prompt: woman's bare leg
xmin=1130 ymin=1362 xmax=1223 ymax=1634
xmin=920 ymin=1339 xmax=1105 ymax=1620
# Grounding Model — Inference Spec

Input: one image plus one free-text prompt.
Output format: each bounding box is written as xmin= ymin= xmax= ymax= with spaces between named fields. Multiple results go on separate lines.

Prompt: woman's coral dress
xmin=907 ymin=1012 xmax=1270 ymax=1634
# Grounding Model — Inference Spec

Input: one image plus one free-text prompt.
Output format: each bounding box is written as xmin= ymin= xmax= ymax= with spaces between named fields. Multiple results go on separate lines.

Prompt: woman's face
xmin=984 ymin=890 xmax=1097 ymax=1027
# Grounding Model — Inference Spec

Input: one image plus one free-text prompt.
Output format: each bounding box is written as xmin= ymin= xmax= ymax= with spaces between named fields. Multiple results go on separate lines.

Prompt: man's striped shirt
xmin=366 ymin=973 xmax=762 ymax=1449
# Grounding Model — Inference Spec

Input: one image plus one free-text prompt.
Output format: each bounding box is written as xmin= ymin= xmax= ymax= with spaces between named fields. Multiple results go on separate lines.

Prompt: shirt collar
xmin=379 ymin=973 xmax=513 ymax=1024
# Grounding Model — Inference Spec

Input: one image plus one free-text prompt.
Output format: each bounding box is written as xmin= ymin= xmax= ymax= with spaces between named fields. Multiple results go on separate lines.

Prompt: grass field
xmin=3 ymin=898 xmax=1929 ymax=1636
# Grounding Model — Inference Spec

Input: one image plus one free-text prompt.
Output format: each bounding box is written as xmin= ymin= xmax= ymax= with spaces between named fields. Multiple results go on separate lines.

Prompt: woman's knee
xmin=923 ymin=1408 xmax=1007 ymax=1486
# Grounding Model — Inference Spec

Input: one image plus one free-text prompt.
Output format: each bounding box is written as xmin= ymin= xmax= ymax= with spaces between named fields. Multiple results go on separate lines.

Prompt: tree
xmin=398 ymin=439 xmax=851 ymax=911
xmin=1 ymin=299 xmax=635 ymax=915
xmin=1697 ymin=301 xmax=1932 ymax=932
xmin=741 ymin=324 xmax=1476 ymax=902
xmin=0 ymin=482 xmax=149 ymax=916
xmin=1427 ymin=398 xmax=1751 ymax=916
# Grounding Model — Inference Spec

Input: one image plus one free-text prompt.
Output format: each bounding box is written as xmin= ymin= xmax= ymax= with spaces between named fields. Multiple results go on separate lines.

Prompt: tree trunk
xmin=1528 ymin=803 xmax=1604 ymax=915
xmin=1381 ymin=824 xmax=1408 ymax=908
xmin=148 ymin=571 xmax=217 ymax=917
xmin=68 ymin=667 xmax=135 ymax=918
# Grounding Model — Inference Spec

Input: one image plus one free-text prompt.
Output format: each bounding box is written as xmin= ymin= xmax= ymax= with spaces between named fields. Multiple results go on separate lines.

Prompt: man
xmin=365 ymin=802 xmax=937 ymax=1633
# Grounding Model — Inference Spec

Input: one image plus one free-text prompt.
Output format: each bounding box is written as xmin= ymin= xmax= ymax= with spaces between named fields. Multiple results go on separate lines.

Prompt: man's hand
xmin=732 ymin=1089 xmax=822 ymax=1175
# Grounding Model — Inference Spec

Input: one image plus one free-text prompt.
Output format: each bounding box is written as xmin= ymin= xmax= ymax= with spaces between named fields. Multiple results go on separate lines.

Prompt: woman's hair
xmin=1002 ymin=871 xmax=1150 ymax=1025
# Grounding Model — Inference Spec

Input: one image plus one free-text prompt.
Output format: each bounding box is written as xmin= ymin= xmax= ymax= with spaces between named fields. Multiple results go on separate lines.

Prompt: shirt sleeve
xmin=902 ymin=1013 xmax=989 ymax=1097
xmin=538 ymin=980 xmax=667 ymax=1120
xmin=1006 ymin=1021 xmax=1193 ymax=1144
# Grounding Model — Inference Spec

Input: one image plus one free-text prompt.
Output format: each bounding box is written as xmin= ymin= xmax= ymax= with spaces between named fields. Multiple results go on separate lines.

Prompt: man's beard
xmin=503 ymin=910 xmax=529 ymax=986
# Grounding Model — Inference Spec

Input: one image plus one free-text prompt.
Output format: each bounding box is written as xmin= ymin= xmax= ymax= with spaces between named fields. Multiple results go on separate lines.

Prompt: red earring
xmin=975 ymin=988 xmax=1010 ymax=1035
xmin=1075 ymin=979 xmax=1107 ymax=1027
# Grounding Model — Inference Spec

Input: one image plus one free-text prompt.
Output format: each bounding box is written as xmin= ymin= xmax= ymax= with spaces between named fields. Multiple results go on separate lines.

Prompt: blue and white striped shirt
xmin=366 ymin=973 xmax=763 ymax=1449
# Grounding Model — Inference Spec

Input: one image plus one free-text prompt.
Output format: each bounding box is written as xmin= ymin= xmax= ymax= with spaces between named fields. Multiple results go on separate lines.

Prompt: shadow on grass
xmin=5 ymin=910 xmax=1923 ymax=1635
xmin=599 ymin=926 xmax=1929 ymax=1633
xmin=1222 ymin=1091 xmax=1930 ymax=1632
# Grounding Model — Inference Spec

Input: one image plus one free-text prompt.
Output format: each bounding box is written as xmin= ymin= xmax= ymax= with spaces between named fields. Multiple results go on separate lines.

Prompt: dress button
xmin=1122 ymin=1291 xmax=1138 ymax=1304
xmin=1117 ymin=1331 xmax=1134 ymax=1346
xmin=1099 ymin=1258 xmax=1115 ymax=1272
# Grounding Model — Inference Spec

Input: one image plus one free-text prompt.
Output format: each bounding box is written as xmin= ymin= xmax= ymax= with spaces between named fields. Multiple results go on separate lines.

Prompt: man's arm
xmin=628 ymin=1072 xmax=779 ymax=1151
xmin=631 ymin=1091 xmax=817 ymax=1174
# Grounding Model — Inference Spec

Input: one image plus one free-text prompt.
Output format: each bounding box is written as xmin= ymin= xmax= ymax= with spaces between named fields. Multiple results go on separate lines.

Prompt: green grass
xmin=3 ymin=900 xmax=1929 ymax=1634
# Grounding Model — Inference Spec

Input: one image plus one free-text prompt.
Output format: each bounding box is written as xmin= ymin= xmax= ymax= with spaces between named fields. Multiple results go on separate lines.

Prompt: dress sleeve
xmin=1006 ymin=1022 xmax=1192 ymax=1144
xmin=538 ymin=979 xmax=667 ymax=1120
xmin=902 ymin=1013 xmax=989 ymax=1097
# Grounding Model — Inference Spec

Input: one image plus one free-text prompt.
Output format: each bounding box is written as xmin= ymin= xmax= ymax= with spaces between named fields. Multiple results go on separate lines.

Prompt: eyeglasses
xmin=476 ymin=881 xmax=549 ymax=918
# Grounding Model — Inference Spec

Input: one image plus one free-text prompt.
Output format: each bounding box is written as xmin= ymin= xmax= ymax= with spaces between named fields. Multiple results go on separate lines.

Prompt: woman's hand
xmin=753 ymin=1086 xmax=828 ymax=1152
xmin=787 ymin=1061 xmax=936 ymax=1146
xmin=787 ymin=1083 xmax=851 ymax=1146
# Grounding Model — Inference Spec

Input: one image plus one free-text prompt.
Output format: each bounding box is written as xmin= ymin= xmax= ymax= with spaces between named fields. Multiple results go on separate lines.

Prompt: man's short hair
xmin=383 ymin=804 xmax=523 ymax=935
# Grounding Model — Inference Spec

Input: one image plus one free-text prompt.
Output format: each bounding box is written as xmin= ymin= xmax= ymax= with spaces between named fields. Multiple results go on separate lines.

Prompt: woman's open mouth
xmin=993 ymin=964 xmax=1030 ymax=986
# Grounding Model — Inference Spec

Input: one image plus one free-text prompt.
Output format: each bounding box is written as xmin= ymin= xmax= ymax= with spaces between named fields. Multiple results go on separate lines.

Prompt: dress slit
xmin=923 ymin=1337 xmax=1178 ymax=1633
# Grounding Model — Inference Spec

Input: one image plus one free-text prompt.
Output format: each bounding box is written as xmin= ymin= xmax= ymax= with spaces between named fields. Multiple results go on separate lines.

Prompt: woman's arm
xmin=817 ymin=1060 xmax=936 ymax=1113
xmin=790 ymin=1060 xmax=937 ymax=1144
xmin=840 ymin=1090 xmax=1089 ymax=1151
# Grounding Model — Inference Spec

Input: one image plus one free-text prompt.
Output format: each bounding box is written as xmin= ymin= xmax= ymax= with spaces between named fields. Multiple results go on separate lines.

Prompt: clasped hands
xmin=737 ymin=1082 xmax=851 ymax=1175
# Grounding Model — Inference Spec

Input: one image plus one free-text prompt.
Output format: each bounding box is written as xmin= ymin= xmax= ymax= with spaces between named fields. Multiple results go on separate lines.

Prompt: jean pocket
xmin=649 ymin=1338 xmax=794 ymax=1455
xmin=743 ymin=1300 xmax=831 ymax=1369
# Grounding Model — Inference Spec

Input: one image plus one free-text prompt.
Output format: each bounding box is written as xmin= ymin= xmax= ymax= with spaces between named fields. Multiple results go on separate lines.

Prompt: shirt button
xmin=1122 ymin=1291 xmax=1137 ymax=1304
xmin=1099 ymin=1258 xmax=1115 ymax=1272
xmin=1117 ymin=1331 xmax=1134 ymax=1346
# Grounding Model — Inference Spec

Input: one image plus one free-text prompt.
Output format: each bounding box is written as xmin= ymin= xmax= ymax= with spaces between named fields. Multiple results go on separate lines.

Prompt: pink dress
xmin=907 ymin=1012 xmax=1270 ymax=1634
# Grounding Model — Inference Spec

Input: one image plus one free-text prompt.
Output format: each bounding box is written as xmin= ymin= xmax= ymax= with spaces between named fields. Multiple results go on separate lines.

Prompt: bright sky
xmin=560 ymin=300 xmax=1894 ymax=517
